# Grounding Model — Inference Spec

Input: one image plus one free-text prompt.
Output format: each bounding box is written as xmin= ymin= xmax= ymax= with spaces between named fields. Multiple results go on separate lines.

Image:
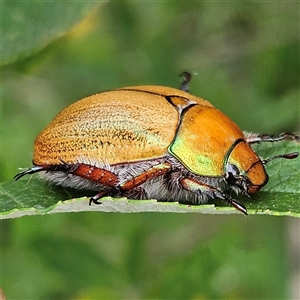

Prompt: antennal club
xmin=262 ymin=152 xmax=299 ymax=165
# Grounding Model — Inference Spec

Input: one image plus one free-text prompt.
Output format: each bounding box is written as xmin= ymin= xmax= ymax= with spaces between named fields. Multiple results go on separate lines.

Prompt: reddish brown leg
xmin=89 ymin=162 xmax=172 ymax=205
xmin=71 ymin=163 xmax=119 ymax=205
xmin=15 ymin=163 xmax=119 ymax=188
xmin=74 ymin=162 xmax=172 ymax=192
xmin=15 ymin=162 xmax=172 ymax=206
xmin=120 ymin=162 xmax=172 ymax=191
xmin=73 ymin=164 xmax=119 ymax=187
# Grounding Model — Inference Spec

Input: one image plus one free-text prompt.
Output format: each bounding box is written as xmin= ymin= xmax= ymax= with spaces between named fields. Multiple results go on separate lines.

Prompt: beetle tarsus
xmin=89 ymin=197 xmax=102 ymax=206
xmin=214 ymin=188 xmax=248 ymax=215
xmin=89 ymin=191 xmax=106 ymax=205
xmin=14 ymin=165 xmax=51 ymax=181
xmin=230 ymin=199 xmax=248 ymax=215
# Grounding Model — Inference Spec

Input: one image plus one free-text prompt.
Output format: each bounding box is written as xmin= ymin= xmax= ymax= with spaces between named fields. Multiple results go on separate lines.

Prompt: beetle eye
xmin=226 ymin=163 xmax=240 ymax=177
xmin=225 ymin=163 xmax=241 ymax=186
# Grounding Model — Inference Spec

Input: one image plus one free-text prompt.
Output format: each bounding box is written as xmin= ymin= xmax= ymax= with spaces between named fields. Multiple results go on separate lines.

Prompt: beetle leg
xmin=90 ymin=162 xmax=172 ymax=205
xmin=180 ymin=177 xmax=248 ymax=215
xmin=14 ymin=165 xmax=52 ymax=180
xmin=16 ymin=162 xmax=120 ymax=188
xmin=72 ymin=163 xmax=119 ymax=187
xmin=120 ymin=162 xmax=172 ymax=191
xmin=245 ymin=132 xmax=300 ymax=144
xmin=71 ymin=163 xmax=122 ymax=205
xmin=89 ymin=191 xmax=109 ymax=205
xmin=14 ymin=162 xmax=81 ymax=180
xmin=15 ymin=163 xmax=120 ymax=205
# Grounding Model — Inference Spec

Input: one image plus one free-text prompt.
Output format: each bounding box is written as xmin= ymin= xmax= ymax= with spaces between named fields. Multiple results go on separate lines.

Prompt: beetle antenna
xmin=179 ymin=71 xmax=192 ymax=93
xmin=262 ymin=152 xmax=299 ymax=165
xmin=247 ymin=152 xmax=298 ymax=173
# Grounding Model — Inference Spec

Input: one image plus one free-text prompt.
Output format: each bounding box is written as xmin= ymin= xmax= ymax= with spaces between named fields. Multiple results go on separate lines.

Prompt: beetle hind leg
xmin=14 ymin=164 xmax=66 ymax=181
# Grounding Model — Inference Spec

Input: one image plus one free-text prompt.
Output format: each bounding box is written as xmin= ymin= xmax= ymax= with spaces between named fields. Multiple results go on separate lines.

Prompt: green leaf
xmin=2 ymin=2 xmax=101 ymax=65
xmin=0 ymin=140 xmax=299 ymax=219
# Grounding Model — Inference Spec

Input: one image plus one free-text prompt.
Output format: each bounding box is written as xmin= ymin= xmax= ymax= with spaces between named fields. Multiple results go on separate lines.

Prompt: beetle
xmin=15 ymin=73 xmax=299 ymax=215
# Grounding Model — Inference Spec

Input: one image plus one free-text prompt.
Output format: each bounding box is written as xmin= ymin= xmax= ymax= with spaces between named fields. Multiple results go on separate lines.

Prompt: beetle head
xmin=225 ymin=160 xmax=267 ymax=195
xmin=225 ymin=139 xmax=298 ymax=194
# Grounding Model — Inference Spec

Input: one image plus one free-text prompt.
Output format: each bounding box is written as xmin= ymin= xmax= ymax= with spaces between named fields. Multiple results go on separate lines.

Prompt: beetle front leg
xmin=180 ymin=177 xmax=248 ymax=215
xmin=245 ymin=132 xmax=300 ymax=144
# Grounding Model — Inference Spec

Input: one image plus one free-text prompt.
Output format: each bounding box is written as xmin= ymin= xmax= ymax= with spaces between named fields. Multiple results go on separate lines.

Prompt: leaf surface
xmin=2 ymin=2 xmax=101 ymax=65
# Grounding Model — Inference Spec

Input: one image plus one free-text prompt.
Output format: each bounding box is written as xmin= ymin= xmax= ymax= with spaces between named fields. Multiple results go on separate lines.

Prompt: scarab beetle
xmin=15 ymin=73 xmax=299 ymax=215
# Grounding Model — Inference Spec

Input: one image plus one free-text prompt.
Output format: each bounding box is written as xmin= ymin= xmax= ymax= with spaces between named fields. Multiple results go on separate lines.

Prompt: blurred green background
xmin=1 ymin=2 xmax=299 ymax=299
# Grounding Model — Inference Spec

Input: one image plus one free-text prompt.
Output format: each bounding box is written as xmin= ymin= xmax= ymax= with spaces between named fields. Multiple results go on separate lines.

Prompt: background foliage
xmin=1 ymin=2 xmax=299 ymax=299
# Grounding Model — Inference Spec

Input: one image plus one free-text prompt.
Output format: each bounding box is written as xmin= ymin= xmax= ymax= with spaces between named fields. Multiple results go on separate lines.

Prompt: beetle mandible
xmin=15 ymin=72 xmax=299 ymax=215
